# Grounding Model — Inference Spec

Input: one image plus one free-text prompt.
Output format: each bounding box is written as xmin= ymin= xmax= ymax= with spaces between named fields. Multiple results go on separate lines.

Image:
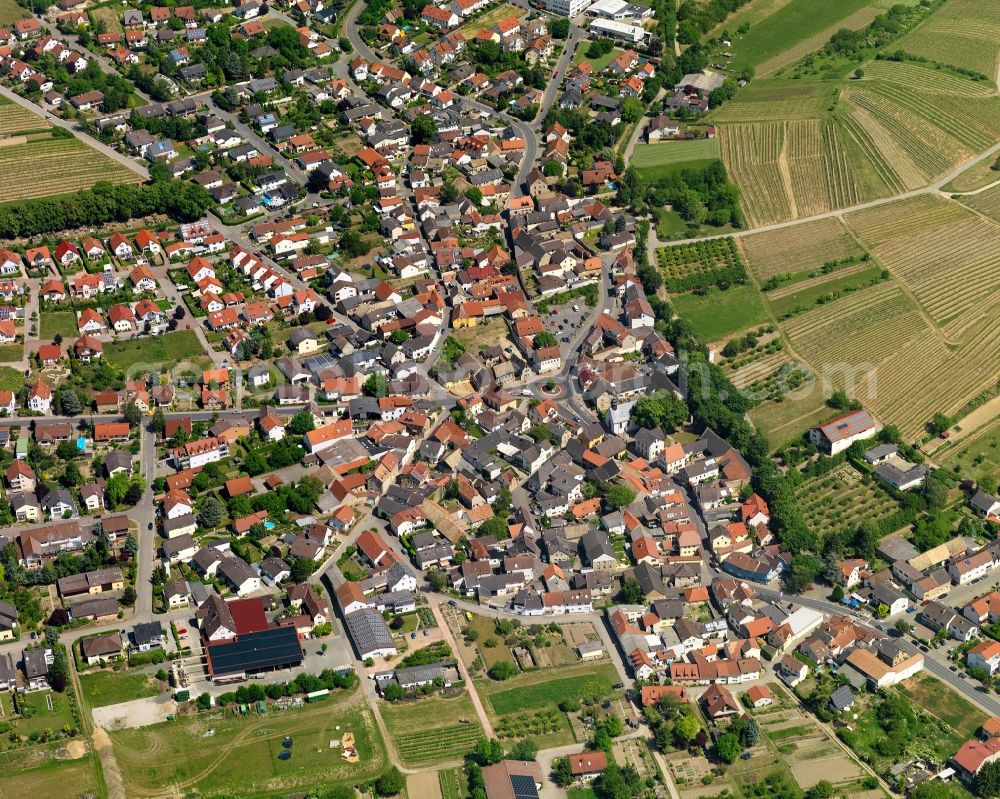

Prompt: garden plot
xmin=796 ymin=463 xmax=903 ymax=539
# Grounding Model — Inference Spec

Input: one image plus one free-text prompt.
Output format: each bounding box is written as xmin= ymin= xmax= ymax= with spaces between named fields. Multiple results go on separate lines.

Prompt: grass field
xmin=0 ymin=343 xmax=22 ymax=362
xmin=482 ymin=662 xmax=619 ymax=715
xmin=766 ymin=264 xmax=885 ymax=318
xmin=79 ymin=670 xmax=159 ymax=709
xmin=670 ymin=283 xmax=770 ymax=342
xmin=722 ymin=0 xmax=873 ymax=74
xmin=111 ymin=695 xmax=384 ymax=798
xmin=796 ymin=463 xmax=903 ymax=539
xmin=381 ymin=693 xmax=484 ymax=766
xmin=898 ymin=674 xmax=986 ymax=740
xmin=631 ymin=139 xmax=720 ymax=173
xmin=89 ymin=5 xmax=124 ymax=33
xmin=0 ymin=754 xmax=98 ymax=799
xmin=748 ymin=382 xmax=842 ymax=449
xmin=943 ymin=151 xmax=1000 ymax=192
xmin=103 ymin=330 xmax=206 ymax=370
xmin=15 ymin=690 xmax=77 ymax=737
xmin=40 ymin=311 xmax=79 ymax=341
xmin=0 ymin=365 xmax=23 ymax=392
xmin=571 ymin=44 xmax=625 ymax=73
xmin=0 ymin=0 xmax=25 ymax=25
xmin=895 ymin=0 xmax=1000 ymax=79
xmin=0 ymin=135 xmax=139 ymax=202
xmin=937 ymin=419 xmax=1000 ymax=484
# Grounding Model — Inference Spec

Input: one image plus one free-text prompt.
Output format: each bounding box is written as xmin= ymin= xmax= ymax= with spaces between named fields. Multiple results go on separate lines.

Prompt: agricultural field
xmin=738 ymin=217 xmax=865 ymax=280
xmin=439 ymin=766 xmax=468 ymax=799
xmin=0 ymin=100 xmax=51 ymax=135
xmin=670 ymin=283 xmax=770 ymax=342
xmin=717 ymin=122 xmax=792 ymax=227
xmin=721 ymin=0 xmax=873 ymax=74
xmin=0 ymin=134 xmax=139 ymax=203
xmin=103 ymin=330 xmax=206 ymax=371
xmin=656 ymin=237 xmax=744 ymax=291
xmin=958 ymin=180 xmax=1000 ymax=224
xmin=796 ymin=463 xmax=903 ymax=539
xmin=895 ymin=0 xmax=1000 ymax=79
xmin=714 ymin=47 xmax=1000 ymax=227
xmin=765 ymin=263 xmax=886 ymax=319
xmin=380 ymin=693 xmax=484 ymax=766
xmin=109 ymin=695 xmax=385 ymax=798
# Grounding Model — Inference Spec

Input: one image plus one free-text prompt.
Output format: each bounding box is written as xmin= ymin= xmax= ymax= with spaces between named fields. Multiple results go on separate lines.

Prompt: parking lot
xmin=541 ymin=295 xmax=597 ymax=358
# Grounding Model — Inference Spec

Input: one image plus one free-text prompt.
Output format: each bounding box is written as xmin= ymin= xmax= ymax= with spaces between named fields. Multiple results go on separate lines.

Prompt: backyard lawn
xmin=78 ymin=670 xmax=159 ymax=709
xmin=14 ymin=690 xmax=77 ymax=737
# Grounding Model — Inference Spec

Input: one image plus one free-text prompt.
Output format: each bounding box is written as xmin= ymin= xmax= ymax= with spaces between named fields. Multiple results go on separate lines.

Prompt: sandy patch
xmin=64 ymin=740 xmax=87 ymax=759
xmin=406 ymin=770 xmax=441 ymax=799
xmin=789 ymin=753 xmax=862 ymax=788
xmin=93 ymin=695 xmax=178 ymax=731
xmin=0 ymin=136 xmax=26 ymax=148
xmin=93 ymin=726 xmax=126 ymax=799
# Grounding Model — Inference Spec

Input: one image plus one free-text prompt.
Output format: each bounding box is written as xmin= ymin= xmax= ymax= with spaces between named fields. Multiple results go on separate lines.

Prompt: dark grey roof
xmin=206 ymin=627 xmax=303 ymax=676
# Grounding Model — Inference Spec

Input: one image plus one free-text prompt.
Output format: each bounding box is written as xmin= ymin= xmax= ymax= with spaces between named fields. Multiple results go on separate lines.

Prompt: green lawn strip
xmin=766 ymin=266 xmax=886 ymax=318
xmin=631 ymin=139 xmax=721 ymax=169
xmin=102 ymin=330 xmax=206 ymax=370
xmin=78 ymin=670 xmax=159 ymax=709
xmin=670 ymin=283 xmax=770 ymax=341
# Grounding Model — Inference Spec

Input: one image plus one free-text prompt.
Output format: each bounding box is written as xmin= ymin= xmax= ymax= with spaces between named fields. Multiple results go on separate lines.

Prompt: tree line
xmin=0 ymin=180 xmax=214 ymax=240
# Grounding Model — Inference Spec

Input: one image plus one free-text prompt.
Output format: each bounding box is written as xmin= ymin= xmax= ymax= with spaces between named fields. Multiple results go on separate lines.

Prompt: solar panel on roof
xmin=510 ymin=774 xmax=539 ymax=799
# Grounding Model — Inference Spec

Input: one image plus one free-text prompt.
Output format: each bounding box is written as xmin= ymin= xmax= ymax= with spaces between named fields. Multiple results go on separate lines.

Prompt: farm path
xmin=91 ymin=726 xmax=126 ymax=799
xmin=943 ymin=177 xmax=1000 ymax=196
xmin=923 ymin=395 xmax=1000 ymax=459
xmin=0 ymin=85 xmax=148 ymax=180
xmin=428 ymin=599 xmax=495 ymax=738
xmin=776 ymin=130 xmax=799 ymax=220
